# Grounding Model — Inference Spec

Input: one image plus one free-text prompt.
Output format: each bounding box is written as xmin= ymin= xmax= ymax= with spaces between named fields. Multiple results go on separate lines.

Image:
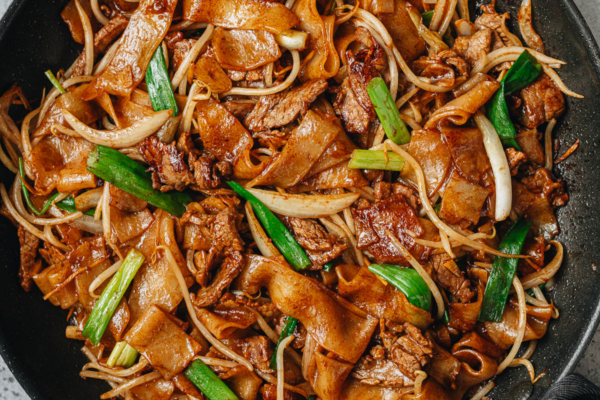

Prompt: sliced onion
xmin=521 ymin=241 xmax=563 ymax=289
xmin=473 ymin=112 xmax=511 ymax=221
xmin=75 ymin=0 xmax=95 ymax=76
xmin=245 ymin=201 xmax=282 ymax=259
xmin=63 ymin=109 xmax=172 ymax=148
xmin=246 ymin=188 xmax=359 ymax=218
xmin=75 ymin=187 xmax=104 ymax=211
xmin=518 ymin=0 xmax=545 ymax=54
xmin=542 ymin=64 xmax=584 ymax=98
xmin=275 ymin=30 xmax=309 ymax=50
xmin=473 ymin=47 xmax=565 ymax=74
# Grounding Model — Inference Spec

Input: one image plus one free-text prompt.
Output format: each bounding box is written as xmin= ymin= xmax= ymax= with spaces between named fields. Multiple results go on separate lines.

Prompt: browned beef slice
xmin=505 ymin=148 xmax=528 ymax=176
xmin=139 ymin=136 xmax=194 ymax=192
xmin=429 ymin=254 xmax=474 ymax=303
xmin=194 ymin=251 xmax=244 ymax=308
xmin=18 ymin=226 xmax=42 ymax=292
xmin=412 ymin=50 xmax=470 ymax=87
xmin=514 ymin=74 xmax=565 ymax=129
xmin=452 ymin=28 xmax=493 ymax=67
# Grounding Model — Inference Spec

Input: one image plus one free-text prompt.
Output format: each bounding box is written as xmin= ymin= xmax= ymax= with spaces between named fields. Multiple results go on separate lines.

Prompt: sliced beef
xmin=244 ymin=79 xmax=328 ymax=132
xmin=252 ymin=129 xmax=290 ymax=151
xmin=452 ymin=28 xmax=493 ymax=68
xmin=139 ymin=136 xmax=194 ymax=191
xmin=353 ymin=194 xmax=430 ymax=265
xmin=373 ymin=182 xmax=420 ymax=210
xmin=194 ymin=251 xmax=244 ymax=308
xmin=273 ymin=314 xmax=307 ymax=350
xmin=39 ymin=242 xmax=65 ymax=267
xmin=168 ymin=38 xmax=196 ymax=72
xmin=474 ymin=3 xmax=513 ymax=47
xmin=521 ymin=167 xmax=568 ymax=207
xmin=505 ymin=148 xmax=528 ymax=176
xmin=18 ymin=226 xmax=42 ymax=292
xmin=429 ymin=254 xmax=474 ymax=303
xmin=513 ymin=74 xmax=565 ymax=129
xmin=280 ymin=216 xmax=347 ymax=267
xmin=412 ymin=50 xmax=470 ymax=87
xmin=352 ymin=322 xmax=433 ymax=386
xmin=222 ymin=100 xmax=256 ymax=120
xmin=228 ymin=293 xmax=281 ymax=319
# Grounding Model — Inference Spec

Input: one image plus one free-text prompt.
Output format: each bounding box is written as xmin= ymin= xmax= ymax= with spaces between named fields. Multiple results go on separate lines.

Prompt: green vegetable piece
xmin=270 ymin=316 xmax=298 ymax=370
xmin=348 ymin=150 xmax=405 ymax=171
xmin=107 ymin=342 xmax=139 ymax=368
xmin=44 ymin=70 xmax=66 ymax=94
xmin=487 ymin=51 xmax=542 ymax=144
xmin=227 ymin=181 xmax=312 ymax=270
xmin=55 ymin=197 xmax=96 ymax=217
xmin=18 ymin=158 xmax=59 ymax=216
xmin=82 ymin=249 xmax=145 ymax=346
xmin=367 ymin=77 xmax=411 ymax=145
xmin=369 ymin=264 xmax=432 ymax=311
xmin=323 ymin=262 xmax=334 ymax=272
xmin=421 ymin=10 xmax=434 ymax=28
xmin=478 ymin=218 xmax=532 ymax=322
xmin=146 ymin=46 xmax=179 ymax=116
xmin=185 ymin=359 xmax=239 ymax=400
xmin=87 ymin=145 xmax=192 ymax=217
xmin=443 ymin=310 xmax=450 ymax=324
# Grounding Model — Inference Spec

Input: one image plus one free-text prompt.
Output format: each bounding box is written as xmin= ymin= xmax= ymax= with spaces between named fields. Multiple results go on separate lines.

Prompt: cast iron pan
xmin=0 ymin=1 xmax=598 ymax=399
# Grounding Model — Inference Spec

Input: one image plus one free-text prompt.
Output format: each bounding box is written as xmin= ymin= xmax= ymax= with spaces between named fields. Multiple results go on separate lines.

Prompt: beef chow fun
xmin=0 ymin=0 xmax=581 ymax=398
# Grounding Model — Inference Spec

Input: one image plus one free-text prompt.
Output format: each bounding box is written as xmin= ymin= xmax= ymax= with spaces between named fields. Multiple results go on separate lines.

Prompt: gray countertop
xmin=0 ymin=0 xmax=599 ymax=398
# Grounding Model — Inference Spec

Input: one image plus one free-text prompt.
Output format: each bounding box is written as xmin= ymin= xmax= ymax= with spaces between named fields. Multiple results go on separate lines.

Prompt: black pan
xmin=0 ymin=0 xmax=598 ymax=399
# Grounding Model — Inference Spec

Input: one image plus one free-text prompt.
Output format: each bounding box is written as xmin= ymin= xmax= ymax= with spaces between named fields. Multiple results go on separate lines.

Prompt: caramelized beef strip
xmin=429 ymin=254 xmax=474 ymax=303
xmin=512 ymin=74 xmax=565 ymax=129
xmin=18 ymin=226 xmax=42 ymax=292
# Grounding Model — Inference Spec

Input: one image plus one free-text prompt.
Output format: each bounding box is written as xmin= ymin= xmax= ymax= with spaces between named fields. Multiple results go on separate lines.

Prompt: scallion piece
xmin=421 ymin=10 xmax=434 ymax=28
xmin=348 ymin=149 xmax=405 ymax=171
xmin=44 ymin=70 xmax=66 ymax=94
xmin=55 ymin=197 xmax=96 ymax=217
xmin=184 ymin=359 xmax=239 ymax=400
xmin=367 ymin=77 xmax=411 ymax=145
xmin=146 ymin=46 xmax=179 ymax=116
xmin=227 ymin=181 xmax=311 ymax=270
xmin=82 ymin=249 xmax=145 ymax=346
xmin=369 ymin=263 xmax=431 ymax=311
xmin=323 ymin=261 xmax=334 ymax=272
xmin=487 ymin=51 xmax=542 ymax=148
xmin=107 ymin=342 xmax=139 ymax=368
xmin=87 ymin=145 xmax=192 ymax=218
xmin=478 ymin=218 xmax=532 ymax=322
xmin=269 ymin=316 xmax=298 ymax=370
xmin=18 ymin=158 xmax=59 ymax=216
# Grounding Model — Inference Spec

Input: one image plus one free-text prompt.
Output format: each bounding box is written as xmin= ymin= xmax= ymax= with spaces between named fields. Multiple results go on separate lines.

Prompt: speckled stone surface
xmin=0 ymin=0 xmax=598 ymax=398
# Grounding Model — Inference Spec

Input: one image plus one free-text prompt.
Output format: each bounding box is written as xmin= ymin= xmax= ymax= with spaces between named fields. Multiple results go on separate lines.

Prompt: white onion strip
xmin=474 ymin=112 xmax=511 ymax=221
xmin=100 ymin=370 xmax=162 ymax=399
xmin=63 ymin=109 xmax=171 ymax=148
xmin=89 ymin=260 xmax=122 ymax=299
xmin=518 ymin=0 xmax=545 ymax=54
xmin=102 ymin=181 xmax=122 ymax=260
xmin=75 ymin=0 xmax=95 ymax=76
xmin=171 ymin=25 xmax=215 ymax=90
xmin=223 ymin=50 xmax=300 ymax=96
xmin=378 ymin=141 xmax=524 ymax=258
xmin=277 ymin=335 xmax=295 ymax=400
xmin=156 ymin=245 xmax=254 ymax=371
xmin=245 ymin=202 xmax=282 ymax=259
xmin=542 ymin=64 xmax=584 ymax=98
xmin=545 ymin=119 xmax=556 ymax=171
xmin=93 ymin=39 xmax=120 ymax=75
xmin=473 ymin=47 xmax=565 ymax=74
xmin=83 ymin=358 xmax=149 ymax=377
xmin=246 ymin=188 xmax=359 ymax=219
xmin=497 ymin=277 xmax=526 ymax=374
xmin=520 ymin=241 xmax=563 ymax=289
xmin=386 ymin=230 xmax=445 ymax=320
xmin=438 ymin=0 xmax=458 ymax=37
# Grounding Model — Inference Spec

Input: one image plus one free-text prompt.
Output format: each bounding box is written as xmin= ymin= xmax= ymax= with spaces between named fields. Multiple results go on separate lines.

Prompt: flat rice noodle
xmin=237 ymin=255 xmax=378 ymax=363
xmin=182 ymin=0 xmax=300 ymax=34
xmin=439 ymin=170 xmax=490 ymax=226
xmin=34 ymin=84 xmax=101 ymax=139
xmin=109 ymin=184 xmax=148 ymax=212
xmin=289 ymin=161 xmax=367 ymax=192
xmin=183 ymin=223 xmax=211 ymax=251
xmin=334 ymin=23 xmax=358 ymax=64
xmin=451 ymin=349 xmax=498 ymax=400
xmin=195 ymin=301 xmax=258 ymax=339
xmin=307 ymin=129 xmax=357 ymax=178
xmin=194 ymin=56 xmax=232 ymax=94
xmin=83 ymin=0 xmax=177 ymax=99
xmin=173 ymin=374 xmax=205 ymax=398
xmin=446 ymin=283 xmax=484 ymax=332
xmin=110 ymin=207 xmax=155 ymax=243
xmin=337 ymin=264 xmax=433 ymax=329
xmin=375 ymin=0 xmax=426 ymax=63
xmin=305 ymin=351 xmax=354 ymax=400
xmin=484 ymin=298 xmax=552 ymax=349
xmin=212 ymin=28 xmax=281 ymax=71
xmin=61 ymin=0 xmax=101 ymax=44
xmin=127 ymin=210 xmax=193 ymax=325
xmin=516 ymin=129 xmax=544 ymax=165
xmin=406 ymin=128 xmax=452 ymax=197
xmin=248 ymin=110 xmax=340 ymax=188
xmin=512 ymin=181 xmax=559 ymax=239
xmin=130 ymin=379 xmax=175 ymax=400
xmin=196 ymin=97 xmax=264 ymax=180
xmin=113 ymin=96 xmax=154 ymax=127
xmin=441 ymin=126 xmax=492 ymax=185
xmin=426 ymin=80 xmax=500 ymax=128
xmin=57 ymin=157 xmax=97 ymax=193
xmin=125 ymin=305 xmax=202 ymax=379
xmin=425 ymin=339 xmax=461 ymax=391
xmin=33 ymin=264 xmax=79 ymax=309
xmin=340 ymin=379 xmax=408 ymax=400
xmin=293 ymin=0 xmax=340 ymax=81
xmin=353 ymin=194 xmax=431 ymax=265
xmin=29 ymin=135 xmax=95 ymax=195
xmin=402 ymin=379 xmax=453 ymax=400
xmin=451 ymin=332 xmax=504 ymax=360
xmin=227 ymin=371 xmax=263 ymax=400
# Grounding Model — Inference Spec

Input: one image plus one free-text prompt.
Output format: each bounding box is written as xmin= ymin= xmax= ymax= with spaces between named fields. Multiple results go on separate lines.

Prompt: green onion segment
xmin=269 ymin=316 xmax=298 ymax=370
xmin=369 ymin=263 xmax=432 ymax=311
xmin=45 ymin=70 xmax=66 ymax=94
xmin=367 ymin=77 xmax=411 ymax=145
xmin=146 ymin=46 xmax=179 ymax=116
xmin=184 ymin=359 xmax=239 ymax=400
xmin=107 ymin=342 xmax=139 ymax=368
xmin=55 ymin=197 xmax=96 ymax=217
xmin=348 ymin=149 xmax=405 ymax=171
